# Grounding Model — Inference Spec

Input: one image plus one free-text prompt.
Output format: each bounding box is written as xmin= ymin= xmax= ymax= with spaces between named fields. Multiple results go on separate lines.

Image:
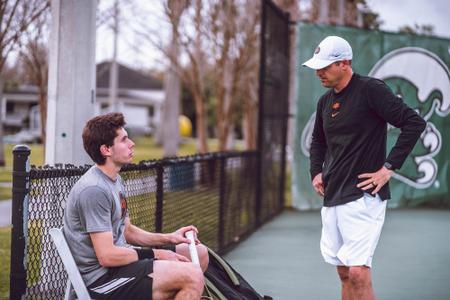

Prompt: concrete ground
xmin=0 ymin=200 xmax=11 ymax=227
xmin=225 ymin=208 xmax=450 ymax=300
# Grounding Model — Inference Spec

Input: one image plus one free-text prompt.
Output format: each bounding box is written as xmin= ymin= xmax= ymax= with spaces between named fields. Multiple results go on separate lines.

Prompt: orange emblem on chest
xmin=332 ymin=102 xmax=340 ymax=110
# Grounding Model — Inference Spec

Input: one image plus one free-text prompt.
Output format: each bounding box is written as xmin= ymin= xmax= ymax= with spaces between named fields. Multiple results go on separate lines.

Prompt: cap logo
xmin=314 ymin=47 xmax=320 ymax=54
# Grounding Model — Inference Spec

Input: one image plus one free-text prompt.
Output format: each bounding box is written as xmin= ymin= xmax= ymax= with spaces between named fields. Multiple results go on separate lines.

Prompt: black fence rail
xmin=9 ymin=147 xmax=282 ymax=299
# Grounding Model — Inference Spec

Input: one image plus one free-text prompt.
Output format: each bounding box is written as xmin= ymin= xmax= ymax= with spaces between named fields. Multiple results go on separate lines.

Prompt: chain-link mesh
xmin=17 ymin=151 xmax=267 ymax=299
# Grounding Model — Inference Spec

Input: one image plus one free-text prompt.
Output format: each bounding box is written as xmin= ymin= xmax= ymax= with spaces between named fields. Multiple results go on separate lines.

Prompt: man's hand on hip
xmin=357 ymin=166 xmax=394 ymax=195
xmin=312 ymin=173 xmax=324 ymax=197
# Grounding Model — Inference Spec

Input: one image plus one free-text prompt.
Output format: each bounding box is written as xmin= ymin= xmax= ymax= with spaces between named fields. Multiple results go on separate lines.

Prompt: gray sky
xmin=367 ymin=0 xmax=450 ymax=38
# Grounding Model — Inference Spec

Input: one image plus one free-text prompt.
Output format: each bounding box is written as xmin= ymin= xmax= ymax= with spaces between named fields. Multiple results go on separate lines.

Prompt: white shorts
xmin=320 ymin=193 xmax=387 ymax=268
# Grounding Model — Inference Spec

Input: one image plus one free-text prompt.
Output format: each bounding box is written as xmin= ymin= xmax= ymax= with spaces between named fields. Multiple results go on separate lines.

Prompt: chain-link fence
xmin=10 ymin=148 xmax=277 ymax=299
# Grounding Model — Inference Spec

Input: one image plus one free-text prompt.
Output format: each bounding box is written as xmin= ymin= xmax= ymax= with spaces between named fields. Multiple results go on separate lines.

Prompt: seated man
xmin=63 ymin=112 xmax=209 ymax=299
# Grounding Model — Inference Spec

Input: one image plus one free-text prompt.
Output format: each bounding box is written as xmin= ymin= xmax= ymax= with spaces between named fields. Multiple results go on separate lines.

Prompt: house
xmin=1 ymin=61 xmax=164 ymax=140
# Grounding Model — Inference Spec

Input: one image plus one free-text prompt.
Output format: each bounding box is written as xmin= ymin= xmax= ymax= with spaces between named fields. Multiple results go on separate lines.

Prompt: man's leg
xmin=150 ymin=260 xmax=204 ymax=300
xmin=347 ymin=266 xmax=374 ymax=300
xmin=176 ymin=243 xmax=209 ymax=272
xmin=336 ymin=266 xmax=351 ymax=300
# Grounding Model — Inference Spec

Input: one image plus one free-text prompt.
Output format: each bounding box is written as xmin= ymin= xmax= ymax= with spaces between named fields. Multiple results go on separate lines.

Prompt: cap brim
xmin=302 ymin=57 xmax=335 ymax=70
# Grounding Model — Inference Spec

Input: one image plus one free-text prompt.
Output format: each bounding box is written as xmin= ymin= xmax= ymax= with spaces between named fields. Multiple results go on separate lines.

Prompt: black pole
xmin=255 ymin=0 xmax=267 ymax=227
xmin=155 ymin=164 xmax=164 ymax=232
xmin=218 ymin=156 xmax=226 ymax=250
xmin=278 ymin=11 xmax=290 ymax=212
xmin=10 ymin=145 xmax=31 ymax=300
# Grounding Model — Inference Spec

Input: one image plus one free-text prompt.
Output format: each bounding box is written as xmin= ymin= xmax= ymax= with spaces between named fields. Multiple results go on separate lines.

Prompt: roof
xmin=96 ymin=61 xmax=163 ymax=90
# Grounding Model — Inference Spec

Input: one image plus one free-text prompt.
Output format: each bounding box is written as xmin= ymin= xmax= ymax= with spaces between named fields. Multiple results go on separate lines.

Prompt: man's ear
xmin=99 ymin=144 xmax=111 ymax=158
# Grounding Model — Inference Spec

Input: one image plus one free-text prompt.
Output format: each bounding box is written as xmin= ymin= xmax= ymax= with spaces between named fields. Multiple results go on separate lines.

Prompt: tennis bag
xmin=203 ymin=247 xmax=273 ymax=300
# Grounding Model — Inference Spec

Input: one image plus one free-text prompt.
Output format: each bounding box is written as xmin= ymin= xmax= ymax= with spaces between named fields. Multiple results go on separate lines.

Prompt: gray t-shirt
xmin=63 ymin=166 xmax=130 ymax=286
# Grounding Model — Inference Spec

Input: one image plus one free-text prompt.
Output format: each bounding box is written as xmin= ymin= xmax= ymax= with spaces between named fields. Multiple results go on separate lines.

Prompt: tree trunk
xmin=162 ymin=54 xmax=180 ymax=157
xmin=0 ymin=80 xmax=5 ymax=166
xmin=193 ymin=90 xmax=208 ymax=153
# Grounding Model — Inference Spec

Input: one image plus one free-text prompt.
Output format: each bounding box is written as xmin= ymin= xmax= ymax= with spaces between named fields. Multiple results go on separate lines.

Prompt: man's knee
xmin=348 ymin=266 xmax=370 ymax=287
xmin=197 ymin=244 xmax=209 ymax=272
xmin=337 ymin=266 xmax=349 ymax=282
xmin=152 ymin=261 xmax=204 ymax=297
xmin=183 ymin=264 xmax=205 ymax=293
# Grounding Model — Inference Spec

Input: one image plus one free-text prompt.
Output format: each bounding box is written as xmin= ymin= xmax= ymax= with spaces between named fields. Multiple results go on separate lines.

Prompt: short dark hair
xmin=82 ymin=113 xmax=126 ymax=165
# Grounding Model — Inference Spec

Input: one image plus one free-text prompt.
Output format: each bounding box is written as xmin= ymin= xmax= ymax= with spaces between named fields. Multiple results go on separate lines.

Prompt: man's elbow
xmin=97 ymin=253 xmax=114 ymax=267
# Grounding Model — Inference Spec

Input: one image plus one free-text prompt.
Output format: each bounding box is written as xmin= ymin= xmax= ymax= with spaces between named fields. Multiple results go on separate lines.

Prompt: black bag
xmin=203 ymin=247 xmax=273 ymax=300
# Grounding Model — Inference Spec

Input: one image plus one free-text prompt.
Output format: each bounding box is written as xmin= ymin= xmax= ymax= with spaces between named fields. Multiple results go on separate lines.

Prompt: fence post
xmin=10 ymin=145 xmax=31 ymax=300
xmin=255 ymin=0 xmax=267 ymax=227
xmin=155 ymin=163 xmax=164 ymax=232
xmin=218 ymin=156 xmax=226 ymax=250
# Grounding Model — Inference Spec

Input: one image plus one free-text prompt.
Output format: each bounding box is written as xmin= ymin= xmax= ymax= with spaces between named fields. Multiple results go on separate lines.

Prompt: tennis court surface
xmin=225 ymin=208 xmax=450 ymax=300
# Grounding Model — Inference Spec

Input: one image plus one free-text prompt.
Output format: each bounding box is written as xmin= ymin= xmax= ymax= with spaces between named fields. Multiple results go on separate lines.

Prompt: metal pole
xmin=255 ymin=0 xmax=267 ymax=227
xmin=218 ymin=156 xmax=226 ymax=250
xmin=9 ymin=145 xmax=31 ymax=300
xmin=155 ymin=164 xmax=164 ymax=232
xmin=45 ymin=0 xmax=96 ymax=165
xmin=109 ymin=0 xmax=119 ymax=112
xmin=278 ymin=12 xmax=290 ymax=212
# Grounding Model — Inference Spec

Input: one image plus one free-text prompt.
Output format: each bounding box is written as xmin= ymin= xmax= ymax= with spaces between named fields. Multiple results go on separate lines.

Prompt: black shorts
xmin=88 ymin=259 xmax=154 ymax=300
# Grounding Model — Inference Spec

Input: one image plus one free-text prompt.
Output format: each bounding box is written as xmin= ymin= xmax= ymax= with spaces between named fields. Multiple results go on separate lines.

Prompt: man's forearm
xmin=125 ymin=224 xmax=172 ymax=247
xmin=98 ymin=245 xmax=139 ymax=267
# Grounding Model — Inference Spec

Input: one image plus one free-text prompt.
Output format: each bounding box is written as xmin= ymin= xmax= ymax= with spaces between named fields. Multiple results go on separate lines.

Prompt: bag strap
xmin=207 ymin=247 xmax=240 ymax=286
xmin=205 ymin=277 xmax=227 ymax=300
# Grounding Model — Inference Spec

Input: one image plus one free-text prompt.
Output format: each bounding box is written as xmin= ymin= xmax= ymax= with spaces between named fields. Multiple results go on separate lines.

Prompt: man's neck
xmin=334 ymin=71 xmax=354 ymax=93
xmin=97 ymin=162 xmax=121 ymax=181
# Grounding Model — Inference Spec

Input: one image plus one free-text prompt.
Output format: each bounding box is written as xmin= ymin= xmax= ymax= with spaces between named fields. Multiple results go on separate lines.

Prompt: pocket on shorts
xmin=362 ymin=193 xmax=386 ymax=221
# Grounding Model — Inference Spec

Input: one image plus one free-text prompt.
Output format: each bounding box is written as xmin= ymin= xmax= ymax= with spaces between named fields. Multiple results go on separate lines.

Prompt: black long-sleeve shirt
xmin=310 ymin=73 xmax=426 ymax=207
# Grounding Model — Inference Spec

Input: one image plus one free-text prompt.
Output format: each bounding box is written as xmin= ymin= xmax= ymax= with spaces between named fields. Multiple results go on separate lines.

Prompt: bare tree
xmin=19 ymin=10 xmax=50 ymax=148
xmin=207 ymin=0 xmax=262 ymax=151
xmin=157 ymin=0 xmax=210 ymax=153
xmin=0 ymin=0 xmax=50 ymax=166
xmin=305 ymin=0 xmax=382 ymax=29
xmin=130 ymin=0 xmax=264 ymax=152
xmin=399 ymin=23 xmax=435 ymax=36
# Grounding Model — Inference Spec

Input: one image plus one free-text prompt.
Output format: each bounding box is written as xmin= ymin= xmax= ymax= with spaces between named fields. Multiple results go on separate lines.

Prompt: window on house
xmin=6 ymin=102 xmax=14 ymax=113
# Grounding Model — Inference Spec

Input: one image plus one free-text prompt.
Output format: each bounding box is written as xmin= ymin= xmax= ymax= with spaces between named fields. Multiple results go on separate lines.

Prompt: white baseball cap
xmin=302 ymin=36 xmax=353 ymax=70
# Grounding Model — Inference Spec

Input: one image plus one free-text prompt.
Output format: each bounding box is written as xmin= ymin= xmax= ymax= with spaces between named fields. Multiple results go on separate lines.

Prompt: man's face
xmin=315 ymin=61 xmax=346 ymax=89
xmin=108 ymin=127 xmax=135 ymax=165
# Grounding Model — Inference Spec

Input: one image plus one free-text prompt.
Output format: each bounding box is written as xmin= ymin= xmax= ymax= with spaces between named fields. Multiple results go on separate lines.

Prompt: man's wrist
xmin=383 ymin=162 xmax=395 ymax=171
xmin=136 ymin=248 xmax=154 ymax=260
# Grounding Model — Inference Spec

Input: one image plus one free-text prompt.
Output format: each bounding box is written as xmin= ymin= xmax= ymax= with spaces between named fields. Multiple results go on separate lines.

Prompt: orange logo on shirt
xmin=119 ymin=192 xmax=127 ymax=218
xmin=332 ymin=102 xmax=340 ymax=110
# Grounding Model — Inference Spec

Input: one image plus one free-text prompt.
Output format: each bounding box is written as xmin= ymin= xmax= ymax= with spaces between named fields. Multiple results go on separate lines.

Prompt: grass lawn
xmin=0 ymin=227 xmax=11 ymax=300
xmin=0 ymin=137 xmax=240 ymax=201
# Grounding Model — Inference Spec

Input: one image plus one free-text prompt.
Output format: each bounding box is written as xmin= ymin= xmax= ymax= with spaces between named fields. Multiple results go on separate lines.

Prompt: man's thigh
xmin=336 ymin=193 xmax=387 ymax=267
xmin=150 ymin=260 xmax=202 ymax=300
xmin=88 ymin=259 xmax=153 ymax=300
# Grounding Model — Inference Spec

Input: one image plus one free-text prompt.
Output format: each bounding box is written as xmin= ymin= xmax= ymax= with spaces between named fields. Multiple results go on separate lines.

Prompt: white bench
xmin=49 ymin=228 xmax=92 ymax=300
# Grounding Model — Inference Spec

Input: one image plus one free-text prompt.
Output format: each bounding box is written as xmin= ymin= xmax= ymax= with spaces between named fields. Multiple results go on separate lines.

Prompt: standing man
xmin=63 ymin=113 xmax=208 ymax=299
xmin=302 ymin=36 xmax=426 ymax=299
